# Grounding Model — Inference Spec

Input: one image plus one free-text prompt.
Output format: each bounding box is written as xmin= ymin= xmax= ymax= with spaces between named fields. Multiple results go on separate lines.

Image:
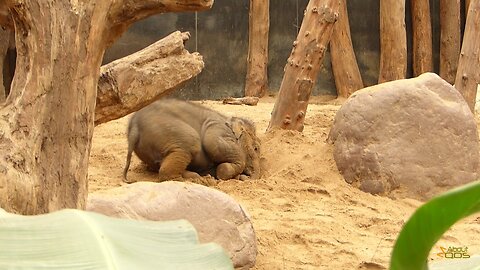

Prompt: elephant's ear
xmin=229 ymin=118 xmax=245 ymax=140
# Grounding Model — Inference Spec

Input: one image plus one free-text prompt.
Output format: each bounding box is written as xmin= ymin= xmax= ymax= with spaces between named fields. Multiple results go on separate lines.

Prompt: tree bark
xmin=0 ymin=0 xmax=213 ymax=215
xmin=330 ymin=0 xmax=363 ymax=98
xmin=466 ymin=0 xmax=472 ymax=15
xmin=245 ymin=0 xmax=270 ymax=97
xmin=411 ymin=0 xmax=433 ymax=76
xmin=268 ymin=0 xmax=339 ymax=131
xmin=0 ymin=27 xmax=13 ymax=101
xmin=95 ymin=31 xmax=204 ymax=126
xmin=455 ymin=0 xmax=480 ymax=111
xmin=440 ymin=0 xmax=461 ymax=84
xmin=378 ymin=0 xmax=407 ymax=83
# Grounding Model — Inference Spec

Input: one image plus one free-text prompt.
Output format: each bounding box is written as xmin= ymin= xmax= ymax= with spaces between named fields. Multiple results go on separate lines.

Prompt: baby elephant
xmin=123 ymin=99 xmax=261 ymax=183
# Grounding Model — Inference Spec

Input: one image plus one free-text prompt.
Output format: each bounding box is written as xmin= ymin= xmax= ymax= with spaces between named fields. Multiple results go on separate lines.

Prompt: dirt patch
xmin=89 ymin=97 xmax=480 ymax=269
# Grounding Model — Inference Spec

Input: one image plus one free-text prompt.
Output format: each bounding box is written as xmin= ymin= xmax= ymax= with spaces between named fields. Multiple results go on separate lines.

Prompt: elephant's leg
xmin=158 ymin=150 xmax=193 ymax=181
xmin=216 ymin=162 xmax=245 ymax=180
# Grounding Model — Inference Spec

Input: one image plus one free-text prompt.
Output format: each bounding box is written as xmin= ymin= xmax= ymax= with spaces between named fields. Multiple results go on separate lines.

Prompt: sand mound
xmin=89 ymin=97 xmax=480 ymax=269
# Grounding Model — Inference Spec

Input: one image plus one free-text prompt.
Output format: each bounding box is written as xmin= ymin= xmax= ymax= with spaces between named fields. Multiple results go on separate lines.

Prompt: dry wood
xmin=222 ymin=96 xmax=259 ymax=106
xmin=0 ymin=27 xmax=13 ymax=101
xmin=330 ymin=0 xmax=363 ymax=98
xmin=95 ymin=31 xmax=203 ymax=125
xmin=440 ymin=0 xmax=461 ymax=84
xmin=0 ymin=0 xmax=213 ymax=215
xmin=268 ymin=0 xmax=339 ymax=131
xmin=455 ymin=0 xmax=480 ymax=111
xmin=245 ymin=0 xmax=270 ymax=97
xmin=378 ymin=0 xmax=407 ymax=83
xmin=411 ymin=0 xmax=433 ymax=76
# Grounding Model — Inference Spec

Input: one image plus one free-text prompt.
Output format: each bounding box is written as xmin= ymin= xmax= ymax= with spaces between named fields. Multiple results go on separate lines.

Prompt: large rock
xmin=87 ymin=181 xmax=257 ymax=269
xmin=328 ymin=73 xmax=479 ymax=199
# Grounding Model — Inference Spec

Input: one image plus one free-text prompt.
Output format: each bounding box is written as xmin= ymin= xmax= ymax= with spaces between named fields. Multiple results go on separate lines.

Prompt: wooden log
xmin=378 ymin=0 xmax=407 ymax=83
xmin=411 ymin=0 xmax=433 ymax=76
xmin=440 ymin=0 xmax=461 ymax=84
xmin=222 ymin=96 xmax=259 ymax=106
xmin=268 ymin=0 xmax=339 ymax=131
xmin=244 ymin=0 xmax=270 ymax=97
xmin=330 ymin=0 xmax=363 ymax=98
xmin=455 ymin=0 xmax=480 ymax=111
xmin=95 ymin=31 xmax=204 ymax=125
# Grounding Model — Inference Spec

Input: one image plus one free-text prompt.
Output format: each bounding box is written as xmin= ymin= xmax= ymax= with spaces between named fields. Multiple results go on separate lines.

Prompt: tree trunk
xmin=0 ymin=27 xmax=12 ymax=101
xmin=330 ymin=0 xmax=363 ymax=98
xmin=455 ymin=0 xmax=480 ymax=111
xmin=466 ymin=0 xmax=472 ymax=15
xmin=95 ymin=31 xmax=204 ymax=126
xmin=268 ymin=0 xmax=339 ymax=131
xmin=378 ymin=0 xmax=407 ymax=83
xmin=0 ymin=0 xmax=213 ymax=215
xmin=411 ymin=0 xmax=433 ymax=76
xmin=245 ymin=0 xmax=270 ymax=97
xmin=440 ymin=0 xmax=461 ymax=84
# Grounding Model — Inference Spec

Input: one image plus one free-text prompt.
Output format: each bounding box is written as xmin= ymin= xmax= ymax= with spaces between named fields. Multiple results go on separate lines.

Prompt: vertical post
xmin=330 ymin=0 xmax=363 ymax=97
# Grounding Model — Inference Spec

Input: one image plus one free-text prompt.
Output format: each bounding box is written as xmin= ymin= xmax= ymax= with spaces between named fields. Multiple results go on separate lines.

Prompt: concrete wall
xmin=103 ymin=0 xmax=449 ymax=100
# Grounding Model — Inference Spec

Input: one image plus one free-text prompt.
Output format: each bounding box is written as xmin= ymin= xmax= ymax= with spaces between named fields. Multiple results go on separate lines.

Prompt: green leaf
xmin=0 ymin=209 xmax=234 ymax=270
xmin=390 ymin=180 xmax=480 ymax=270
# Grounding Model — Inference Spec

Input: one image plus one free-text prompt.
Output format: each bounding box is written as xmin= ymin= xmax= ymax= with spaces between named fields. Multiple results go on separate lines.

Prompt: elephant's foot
xmin=158 ymin=150 xmax=192 ymax=181
xmin=216 ymin=162 xmax=242 ymax=180
xmin=182 ymin=171 xmax=202 ymax=179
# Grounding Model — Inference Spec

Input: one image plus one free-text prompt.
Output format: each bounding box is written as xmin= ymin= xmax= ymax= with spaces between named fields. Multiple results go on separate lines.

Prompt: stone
xmin=328 ymin=73 xmax=479 ymax=199
xmin=87 ymin=181 xmax=257 ymax=269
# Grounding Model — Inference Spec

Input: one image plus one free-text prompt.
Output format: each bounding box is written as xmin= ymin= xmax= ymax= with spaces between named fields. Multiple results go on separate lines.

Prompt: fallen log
xmin=222 ymin=96 xmax=259 ymax=106
xmin=95 ymin=31 xmax=204 ymax=125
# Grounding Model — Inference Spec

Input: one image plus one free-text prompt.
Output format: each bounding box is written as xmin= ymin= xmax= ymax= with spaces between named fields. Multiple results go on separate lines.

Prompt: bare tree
xmin=245 ymin=0 xmax=270 ymax=97
xmin=330 ymin=0 xmax=363 ymax=98
xmin=440 ymin=0 xmax=461 ymax=84
xmin=0 ymin=0 xmax=213 ymax=215
xmin=378 ymin=0 xmax=407 ymax=83
xmin=268 ymin=0 xmax=339 ymax=131
xmin=411 ymin=0 xmax=433 ymax=76
xmin=455 ymin=0 xmax=480 ymax=111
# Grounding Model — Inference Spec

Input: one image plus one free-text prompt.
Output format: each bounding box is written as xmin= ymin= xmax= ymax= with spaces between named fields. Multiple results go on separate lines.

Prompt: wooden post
xmin=411 ymin=0 xmax=433 ymax=76
xmin=330 ymin=0 xmax=363 ymax=98
xmin=268 ymin=0 xmax=339 ymax=131
xmin=440 ymin=0 xmax=461 ymax=84
xmin=245 ymin=0 xmax=270 ymax=97
xmin=455 ymin=0 xmax=480 ymax=111
xmin=378 ymin=0 xmax=407 ymax=83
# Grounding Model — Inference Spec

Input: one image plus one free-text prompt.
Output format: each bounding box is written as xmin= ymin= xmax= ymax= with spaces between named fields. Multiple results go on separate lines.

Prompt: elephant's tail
xmin=123 ymin=120 xmax=139 ymax=182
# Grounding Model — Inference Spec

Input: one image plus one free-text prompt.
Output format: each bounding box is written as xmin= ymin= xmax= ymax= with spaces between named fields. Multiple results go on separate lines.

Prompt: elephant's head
xmin=230 ymin=117 xmax=261 ymax=179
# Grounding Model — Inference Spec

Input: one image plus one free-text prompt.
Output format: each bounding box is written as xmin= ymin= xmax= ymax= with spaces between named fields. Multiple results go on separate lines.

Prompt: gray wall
xmin=103 ymin=0 xmax=453 ymax=100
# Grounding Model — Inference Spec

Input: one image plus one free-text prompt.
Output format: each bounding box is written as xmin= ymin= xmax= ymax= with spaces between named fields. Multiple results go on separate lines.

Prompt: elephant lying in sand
xmin=123 ymin=99 xmax=261 ymax=182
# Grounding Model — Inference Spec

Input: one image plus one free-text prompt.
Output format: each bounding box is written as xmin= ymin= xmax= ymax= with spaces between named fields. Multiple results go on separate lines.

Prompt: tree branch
xmin=106 ymin=0 xmax=214 ymax=44
xmin=95 ymin=31 xmax=204 ymax=125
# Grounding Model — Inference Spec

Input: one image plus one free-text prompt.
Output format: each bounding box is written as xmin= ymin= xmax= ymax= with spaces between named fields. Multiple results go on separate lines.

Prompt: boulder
xmin=87 ymin=181 xmax=257 ymax=269
xmin=328 ymin=73 xmax=479 ymax=199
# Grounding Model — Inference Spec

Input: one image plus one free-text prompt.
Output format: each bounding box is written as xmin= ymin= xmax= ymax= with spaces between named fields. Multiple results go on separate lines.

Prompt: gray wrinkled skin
xmin=123 ymin=99 xmax=261 ymax=183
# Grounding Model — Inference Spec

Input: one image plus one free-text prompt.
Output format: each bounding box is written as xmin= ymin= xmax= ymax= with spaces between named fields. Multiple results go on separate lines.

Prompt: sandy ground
xmin=89 ymin=97 xmax=480 ymax=269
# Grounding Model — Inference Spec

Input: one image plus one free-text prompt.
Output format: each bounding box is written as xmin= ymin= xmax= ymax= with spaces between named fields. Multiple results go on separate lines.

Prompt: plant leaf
xmin=389 ymin=180 xmax=480 ymax=270
xmin=0 ymin=209 xmax=233 ymax=270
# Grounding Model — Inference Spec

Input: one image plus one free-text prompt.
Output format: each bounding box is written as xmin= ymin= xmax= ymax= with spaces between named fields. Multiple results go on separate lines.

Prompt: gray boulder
xmin=328 ymin=73 xmax=479 ymax=199
xmin=87 ymin=181 xmax=257 ymax=269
